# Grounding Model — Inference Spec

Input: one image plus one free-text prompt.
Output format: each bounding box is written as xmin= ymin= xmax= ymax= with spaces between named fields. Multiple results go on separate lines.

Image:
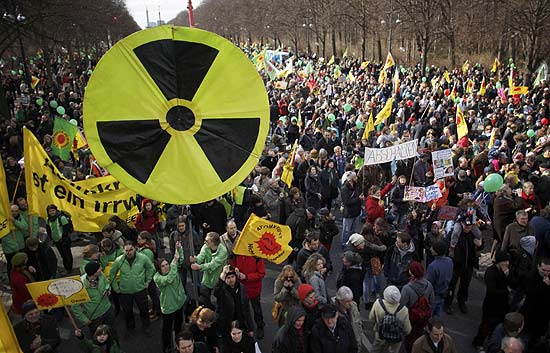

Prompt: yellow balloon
xmin=84 ymin=26 xmax=269 ymax=204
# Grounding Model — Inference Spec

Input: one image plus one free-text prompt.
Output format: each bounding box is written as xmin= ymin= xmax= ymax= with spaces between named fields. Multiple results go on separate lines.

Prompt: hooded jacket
xmin=273 ymin=306 xmax=309 ymax=353
xmin=400 ymin=278 xmax=435 ymax=309
xmin=384 ymin=242 xmax=416 ymax=288
xmin=72 ymin=273 xmax=112 ymax=324
xmin=109 ymin=252 xmax=155 ymax=294
xmin=196 ymin=243 xmax=229 ymax=289
xmin=229 ymin=255 xmax=265 ymax=299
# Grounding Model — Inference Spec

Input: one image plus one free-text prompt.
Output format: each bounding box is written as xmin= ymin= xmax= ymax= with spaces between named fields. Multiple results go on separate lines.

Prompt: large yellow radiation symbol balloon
xmin=83 ymin=26 xmax=269 ymax=204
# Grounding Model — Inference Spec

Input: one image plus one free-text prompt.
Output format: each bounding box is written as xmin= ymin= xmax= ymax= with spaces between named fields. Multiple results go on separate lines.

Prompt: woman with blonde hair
xmin=273 ymin=265 xmax=302 ymax=326
xmin=301 ymin=253 xmax=329 ymax=304
xmin=185 ymin=306 xmax=220 ymax=353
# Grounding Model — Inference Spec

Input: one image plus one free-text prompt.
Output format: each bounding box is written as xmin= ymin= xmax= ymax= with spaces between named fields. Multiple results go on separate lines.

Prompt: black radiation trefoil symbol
xmin=96 ymin=39 xmax=261 ymax=184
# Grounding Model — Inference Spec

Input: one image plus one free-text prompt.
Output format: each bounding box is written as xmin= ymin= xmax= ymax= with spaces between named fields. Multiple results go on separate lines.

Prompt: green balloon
xmin=422 ymin=77 xmax=427 ymax=83
xmin=401 ymin=67 xmax=406 ymax=74
xmin=356 ymin=120 xmax=364 ymax=129
xmin=56 ymin=106 xmax=65 ymax=115
xmin=69 ymin=119 xmax=78 ymax=126
xmin=49 ymin=100 xmax=58 ymax=109
xmin=36 ymin=98 xmax=43 ymax=106
xmin=509 ymin=58 xmax=514 ymax=63
xmin=510 ymin=63 xmax=515 ymax=69
xmin=328 ymin=113 xmax=336 ymax=122
xmin=87 ymin=69 xmax=93 ymax=75
xmin=344 ymin=103 xmax=352 ymax=112
xmin=18 ymin=70 xmax=23 ymax=75
xmin=484 ymin=173 xmax=504 ymax=193
xmin=10 ymin=70 xmax=16 ymax=75
xmin=527 ymin=129 xmax=535 ymax=138
xmin=496 ymin=81 xmax=502 ymax=89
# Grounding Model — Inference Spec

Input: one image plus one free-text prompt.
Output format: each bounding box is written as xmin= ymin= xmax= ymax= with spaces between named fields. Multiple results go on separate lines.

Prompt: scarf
xmin=522 ymin=191 xmax=535 ymax=202
xmin=424 ymin=332 xmax=444 ymax=353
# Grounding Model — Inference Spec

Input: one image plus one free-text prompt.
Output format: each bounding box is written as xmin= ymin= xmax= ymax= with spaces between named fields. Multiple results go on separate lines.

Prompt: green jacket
xmin=78 ymin=337 xmax=122 ymax=353
xmin=72 ymin=273 xmax=112 ymax=324
xmin=137 ymin=247 xmax=155 ymax=263
xmin=18 ymin=209 xmax=40 ymax=238
xmin=1 ymin=215 xmax=27 ymax=254
xmin=80 ymin=257 xmax=96 ymax=275
xmin=99 ymin=247 xmax=124 ymax=275
xmin=154 ymin=250 xmax=186 ymax=314
xmin=109 ymin=252 xmax=154 ymax=294
xmin=196 ymin=243 xmax=228 ymax=289
xmin=47 ymin=214 xmax=69 ymax=242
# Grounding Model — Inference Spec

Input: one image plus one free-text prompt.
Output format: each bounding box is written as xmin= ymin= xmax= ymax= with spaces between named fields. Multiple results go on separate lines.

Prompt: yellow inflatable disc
xmin=83 ymin=26 xmax=269 ymax=204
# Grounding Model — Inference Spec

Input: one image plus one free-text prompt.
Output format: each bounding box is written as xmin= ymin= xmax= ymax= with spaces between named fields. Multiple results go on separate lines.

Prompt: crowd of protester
xmin=2 ymin=44 xmax=550 ymax=353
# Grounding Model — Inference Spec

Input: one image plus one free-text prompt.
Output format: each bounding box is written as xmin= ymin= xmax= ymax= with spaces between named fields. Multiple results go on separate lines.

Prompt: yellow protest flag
xmin=488 ymin=128 xmax=497 ymax=148
xmin=0 ymin=156 xmax=13 ymax=239
xmin=360 ymin=61 xmax=370 ymax=70
xmin=30 ymin=75 xmax=40 ymax=89
xmin=443 ymin=71 xmax=451 ymax=84
xmin=393 ymin=69 xmax=400 ymax=96
xmin=466 ymin=79 xmax=474 ymax=93
xmin=383 ymin=52 xmax=395 ymax=70
xmin=491 ymin=58 xmax=500 ymax=73
xmin=456 ymin=107 xmax=468 ymax=139
xmin=125 ymin=205 xmax=140 ymax=226
xmin=462 ymin=60 xmax=469 ymax=74
xmin=508 ymin=67 xmax=514 ymax=88
xmin=232 ymin=213 xmax=292 ymax=264
xmin=232 ymin=186 xmax=246 ymax=205
xmin=342 ymin=48 xmax=348 ymax=58
xmin=508 ymin=86 xmax=529 ymax=95
xmin=374 ymin=97 xmax=393 ymax=125
xmin=26 ymin=276 xmax=90 ymax=310
xmin=0 ymin=302 xmax=24 ymax=353
xmin=378 ymin=69 xmax=387 ymax=84
xmin=449 ymin=83 xmax=457 ymax=101
xmin=362 ymin=112 xmax=375 ymax=139
xmin=347 ymin=71 xmax=355 ymax=82
xmin=328 ymin=55 xmax=335 ymax=65
xmin=23 ymin=128 xmax=138 ymax=232
xmin=281 ymin=140 xmax=298 ymax=188
xmin=479 ymin=77 xmax=487 ymax=96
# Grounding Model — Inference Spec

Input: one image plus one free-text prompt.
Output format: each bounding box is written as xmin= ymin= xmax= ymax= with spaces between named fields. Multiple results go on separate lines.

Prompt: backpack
xmin=409 ymin=293 xmax=431 ymax=324
xmin=378 ymin=299 xmax=405 ymax=343
xmin=58 ymin=211 xmax=74 ymax=234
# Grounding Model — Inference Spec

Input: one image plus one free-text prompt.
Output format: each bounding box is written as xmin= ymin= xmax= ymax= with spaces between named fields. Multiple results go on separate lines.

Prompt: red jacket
xmin=10 ymin=270 xmax=32 ymax=314
xmin=135 ymin=198 xmax=160 ymax=234
xmin=229 ymin=255 xmax=265 ymax=299
xmin=365 ymin=182 xmax=393 ymax=225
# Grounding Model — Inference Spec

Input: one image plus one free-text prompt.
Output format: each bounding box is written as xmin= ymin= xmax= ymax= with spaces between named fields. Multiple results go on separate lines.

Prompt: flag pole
xmin=187 ymin=1 xmax=195 ymax=27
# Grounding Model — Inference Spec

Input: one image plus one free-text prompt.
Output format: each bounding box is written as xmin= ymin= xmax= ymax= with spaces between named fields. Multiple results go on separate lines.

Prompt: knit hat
xmin=383 ymin=285 xmax=401 ymax=304
xmin=297 ymin=284 xmax=315 ymax=301
xmin=85 ymin=261 xmax=101 ymax=276
xmin=21 ymin=300 xmax=37 ymax=317
xmin=494 ymin=251 xmax=510 ymax=264
xmin=409 ymin=261 xmax=425 ymax=278
xmin=318 ymin=207 xmax=330 ymax=216
xmin=347 ymin=233 xmax=365 ymax=246
xmin=341 ymin=171 xmax=357 ymax=185
xmin=520 ymin=236 xmax=536 ymax=256
xmin=11 ymin=252 xmax=28 ymax=267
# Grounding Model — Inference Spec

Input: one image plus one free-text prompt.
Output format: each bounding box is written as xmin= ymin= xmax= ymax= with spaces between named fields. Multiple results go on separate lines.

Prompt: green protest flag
xmin=52 ymin=117 xmax=78 ymax=161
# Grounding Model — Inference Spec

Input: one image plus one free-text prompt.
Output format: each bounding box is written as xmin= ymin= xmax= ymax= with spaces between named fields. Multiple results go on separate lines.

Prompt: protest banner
xmin=23 ymin=128 xmax=138 ymax=232
xmin=0 ymin=302 xmax=23 ymax=353
xmin=26 ymin=276 xmax=90 ymax=310
xmin=403 ymin=186 xmax=425 ymax=202
xmin=438 ymin=206 xmax=459 ymax=221
xmin=233 ymin=213 xmax=292 ymax=264
xmin=432 ymin=148 xmax=454 ymax=179
xmin=425 ymin=184 xmax=443 ymax=202
xmin=0 ymin=155 xmax=13 ymax=239
xmin=364 ymin=139 xmax=418 ymax=165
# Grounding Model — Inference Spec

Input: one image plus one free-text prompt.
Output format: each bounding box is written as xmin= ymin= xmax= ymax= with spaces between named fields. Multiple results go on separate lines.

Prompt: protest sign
xmin=23 ymin=128 xmax=138 ymax=232
xmin=432 ymin=148 xmax=454 ymax=179
xmin=364 ymin=139 xmax=418 ymax=165
xmin=26 ymin=276 xmax=90 ymax=310
xmin=438 ymin=206 xmax=459 ymax=221
xmin=425 ymin=184 xmax=443 ymax=202
xmin=403 ymin=186 xmax=425 ymax=202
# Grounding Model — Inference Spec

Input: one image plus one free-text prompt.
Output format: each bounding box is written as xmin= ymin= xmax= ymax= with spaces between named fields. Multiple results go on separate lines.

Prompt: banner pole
xmin=10 ymin=170 xmax=22 ymax=204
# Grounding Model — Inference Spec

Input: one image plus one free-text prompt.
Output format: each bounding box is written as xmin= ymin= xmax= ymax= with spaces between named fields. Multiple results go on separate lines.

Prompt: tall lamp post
xmin=302 ymin=18 xmax=312 ymax=57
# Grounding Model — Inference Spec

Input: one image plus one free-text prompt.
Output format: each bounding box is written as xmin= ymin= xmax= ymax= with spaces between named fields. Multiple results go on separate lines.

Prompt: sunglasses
xmin=284 ymin=277 xmax=294 ymax=282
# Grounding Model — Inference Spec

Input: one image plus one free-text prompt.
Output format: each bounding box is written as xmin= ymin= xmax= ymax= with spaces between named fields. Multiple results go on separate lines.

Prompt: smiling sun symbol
xmin=256 ymin=232 xmax=281 ymax=256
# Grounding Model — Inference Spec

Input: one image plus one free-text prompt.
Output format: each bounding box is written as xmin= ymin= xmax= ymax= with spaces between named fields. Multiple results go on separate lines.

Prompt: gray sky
xmin=125 ymin=0 xmax=204 ymax=29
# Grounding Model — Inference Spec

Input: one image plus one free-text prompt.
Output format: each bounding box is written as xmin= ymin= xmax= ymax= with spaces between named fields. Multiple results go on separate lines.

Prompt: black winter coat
xmin=481 ymin=265 xmax=510 ymax=321
xmin=520 ymin=268 xmax=550 ymax=338
xmin=309 ymin=316 xmax=358 ymax=353
xmin=213 ymin=280 xmax=254 ymax=335
xmin=341 ymin=182 xmax=361 ymax=218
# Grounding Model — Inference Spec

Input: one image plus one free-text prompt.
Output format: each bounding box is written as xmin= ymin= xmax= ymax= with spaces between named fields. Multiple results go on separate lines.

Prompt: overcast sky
xmin=125 ymin=0 xmax=204 ymax=29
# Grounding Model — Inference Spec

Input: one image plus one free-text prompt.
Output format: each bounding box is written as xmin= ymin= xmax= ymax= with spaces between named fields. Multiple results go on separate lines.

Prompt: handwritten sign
xmin=432 ymin=148 xmax=454 ymax=179
xmin=26 ymin=276 xmax=90 ymax=310
xmin=364 ymin=139 xmax=418 ymax=165
xmin=403 ymin=186 xmax=425 ymax=202
xmin=425 ymin=184 xmax=443 ymax=202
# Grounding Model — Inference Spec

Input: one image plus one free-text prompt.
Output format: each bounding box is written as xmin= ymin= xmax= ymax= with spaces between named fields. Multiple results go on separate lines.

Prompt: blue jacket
xmin=384 ymin=243 xmax=415 ymax=288
xmin=426 ymin=256 xmax=454 ymax=297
